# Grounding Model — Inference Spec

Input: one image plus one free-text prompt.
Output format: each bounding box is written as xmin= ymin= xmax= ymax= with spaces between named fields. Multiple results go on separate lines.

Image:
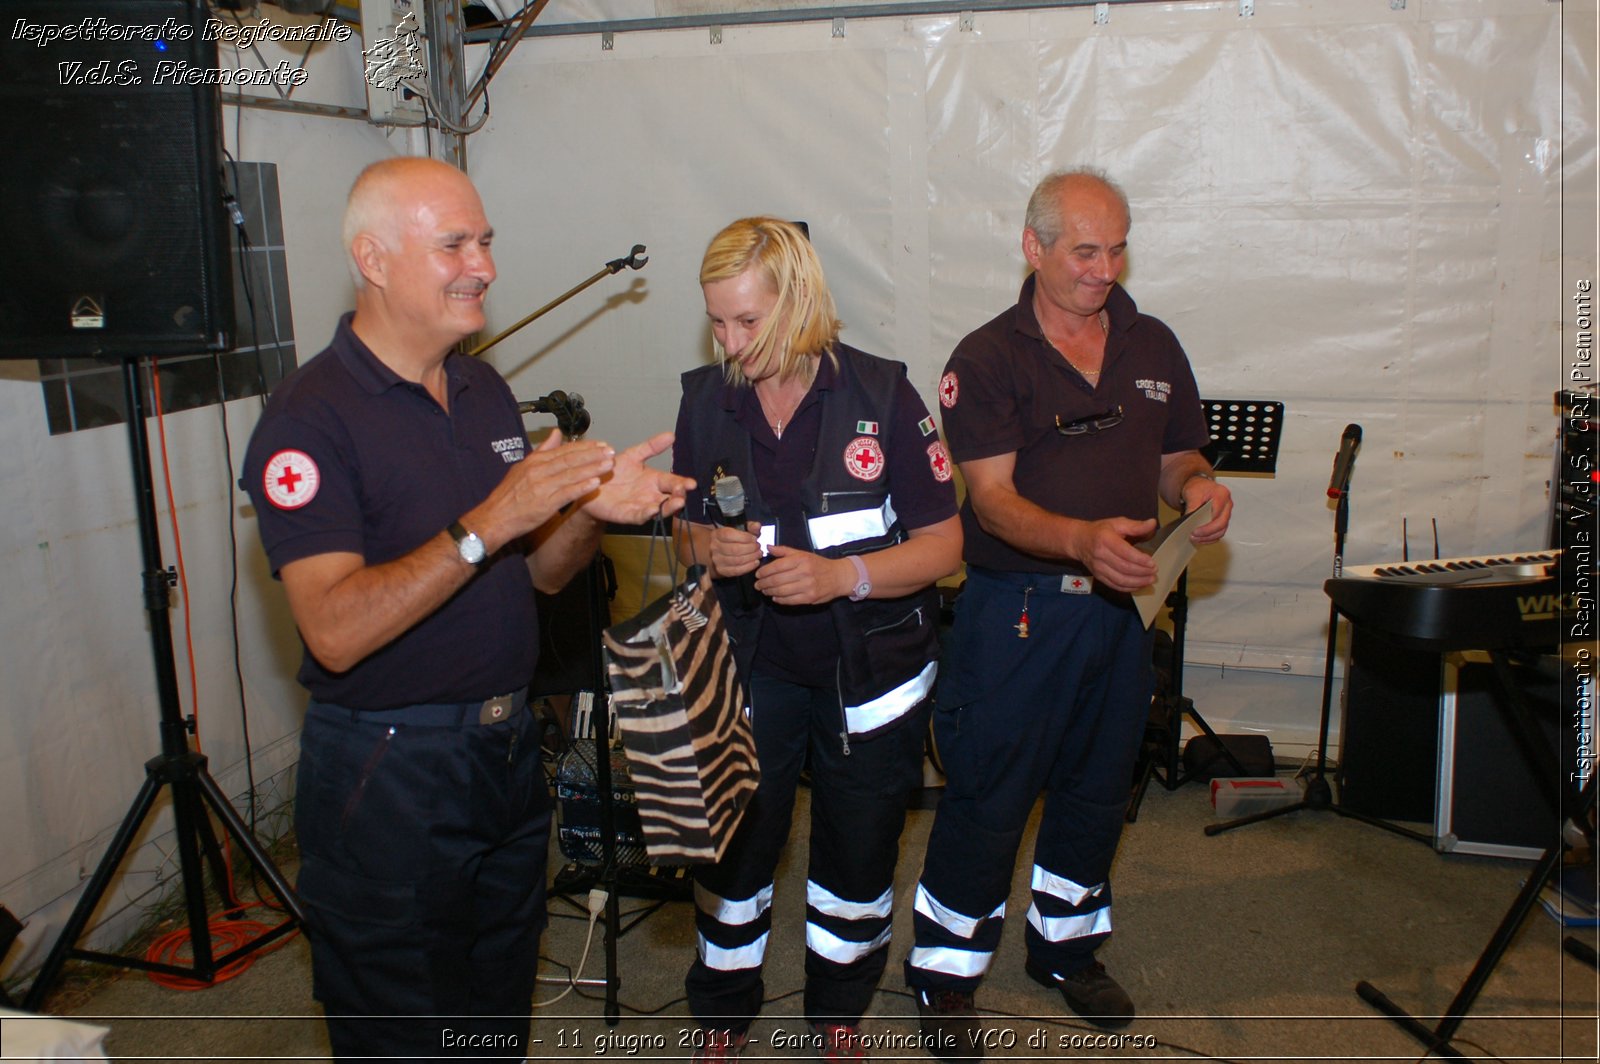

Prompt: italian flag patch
xmin=918 ymin=416 xmax=936 ymax=437
xmin=856 ymin=420 xmax=879 ymax=435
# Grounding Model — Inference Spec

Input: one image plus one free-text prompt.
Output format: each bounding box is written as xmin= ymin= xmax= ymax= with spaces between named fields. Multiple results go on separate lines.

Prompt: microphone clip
xmin=518 ymin=389 xmax=591 ymax=438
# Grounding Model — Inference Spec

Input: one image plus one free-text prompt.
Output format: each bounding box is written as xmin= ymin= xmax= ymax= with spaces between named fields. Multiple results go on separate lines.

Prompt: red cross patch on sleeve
xmin=263 ymin=449 xmax=321 ymax=510
xmin=927 ymin=441 xmax=953 ymax=482
xmin=938 ymin=371 xmax=959 ymax=409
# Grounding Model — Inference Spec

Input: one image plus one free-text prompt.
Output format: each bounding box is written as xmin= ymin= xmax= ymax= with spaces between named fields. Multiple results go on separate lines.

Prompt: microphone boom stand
xmin=468 ymin=245 xmax=647 ymax=358
xmin=1207 ymin=429 xmax=1429 ymax=842
xmin=498 ymin=245 xmax=651 ymax=1026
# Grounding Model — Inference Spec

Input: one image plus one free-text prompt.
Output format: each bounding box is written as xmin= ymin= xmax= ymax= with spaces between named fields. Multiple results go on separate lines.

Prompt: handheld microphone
xmin=1327 ymin=424 xmax=1362 ymax=499
xmin=713 ymin=474 xmax=758 ymax=610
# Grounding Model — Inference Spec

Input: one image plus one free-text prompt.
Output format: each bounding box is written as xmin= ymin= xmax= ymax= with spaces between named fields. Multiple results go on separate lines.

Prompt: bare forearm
xmin=528 ymin=506 xmax=604 ymax=594
xmin=283 ymin=538 xmax=474 ymax=673
xmin=1158 ymin=452 xmax=1215 ymax=512
xmin=970 ymin=487 xmax=1084 ymax=563
xmin=846 ymin=519 xmax=962 ymax=599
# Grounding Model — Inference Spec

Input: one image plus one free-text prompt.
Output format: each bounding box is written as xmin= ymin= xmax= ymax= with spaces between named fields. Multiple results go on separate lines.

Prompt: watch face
xmin=454 ymin=527 xmax=486 ymax=565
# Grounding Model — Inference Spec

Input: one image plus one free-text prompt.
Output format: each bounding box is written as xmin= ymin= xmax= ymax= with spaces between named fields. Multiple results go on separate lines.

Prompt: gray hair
xmin=1024 ymin=168 xmax=1131 ymax=249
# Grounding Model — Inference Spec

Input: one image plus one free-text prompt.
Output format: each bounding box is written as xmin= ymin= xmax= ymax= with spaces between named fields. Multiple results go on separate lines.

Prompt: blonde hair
xmin=700 ymin=217 xmax=841 ymax=384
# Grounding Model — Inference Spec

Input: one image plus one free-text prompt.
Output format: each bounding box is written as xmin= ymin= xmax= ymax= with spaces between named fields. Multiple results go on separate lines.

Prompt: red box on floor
xmin=1210 ymin=777 xmax=1297 ymax=817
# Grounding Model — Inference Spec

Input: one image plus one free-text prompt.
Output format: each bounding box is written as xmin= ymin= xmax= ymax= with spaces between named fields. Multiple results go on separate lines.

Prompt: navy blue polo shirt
xmin=939 ymin=277 xmax=1209 ymax=575
xmin=672 ymin=351 xmax=957 ymax=686
xmin=241 ymin=313 xmax=537 ymax=709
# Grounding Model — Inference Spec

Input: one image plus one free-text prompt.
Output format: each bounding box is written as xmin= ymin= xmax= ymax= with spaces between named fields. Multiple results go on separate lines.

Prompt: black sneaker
xmin=913 ymin=988 xmax=983 ymax=1063
xmin=1024 ymin=957 xmax=1135 ymax=1029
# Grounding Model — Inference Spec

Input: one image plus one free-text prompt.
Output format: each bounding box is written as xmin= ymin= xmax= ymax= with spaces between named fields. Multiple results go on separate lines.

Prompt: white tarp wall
xmin=1 ymin=0 xmax=1593 ymax=986
xmin=472 ymin=0 xmax=1596 ymax=745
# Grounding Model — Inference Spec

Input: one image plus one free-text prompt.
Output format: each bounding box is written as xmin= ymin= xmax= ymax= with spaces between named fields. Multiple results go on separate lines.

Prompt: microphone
xmin=1327 ymin=424 xmax=1362 ymax=499
xmin=713 ymin=474 xmax=758 ymax=610
xmin=517 ymin=390 xmax=590 ymax=438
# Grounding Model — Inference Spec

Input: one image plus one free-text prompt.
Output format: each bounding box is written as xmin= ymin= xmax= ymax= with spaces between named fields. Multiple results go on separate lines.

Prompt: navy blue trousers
xmin=687 ymin=673 xmax=931 ymax=1030
xmin=295 ymin=700 xmax=550 ymax=1062
xmin=906 ymin=568 xmax=1154 ymax=993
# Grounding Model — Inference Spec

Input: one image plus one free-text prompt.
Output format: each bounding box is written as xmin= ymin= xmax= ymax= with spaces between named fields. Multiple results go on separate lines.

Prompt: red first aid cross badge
xmin=844 ymin=436 xmax=886 ymax=482
xmin=939 ymin=371 xmax=959 ymax=409
xmin=927 ymin=441 xmax=952 ymax=482
xmin=263 ymin=449 xmax=320 ymax=510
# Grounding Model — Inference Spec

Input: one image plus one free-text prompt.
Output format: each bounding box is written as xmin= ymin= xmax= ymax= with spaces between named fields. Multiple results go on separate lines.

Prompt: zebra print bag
xmin=602 ymin=565 xmax=758 ymax=863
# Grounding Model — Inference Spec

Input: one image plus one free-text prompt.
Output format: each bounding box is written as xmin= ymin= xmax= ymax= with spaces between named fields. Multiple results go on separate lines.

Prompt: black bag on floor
xmin=1182 ymin=733 xmax=1275 ymax=781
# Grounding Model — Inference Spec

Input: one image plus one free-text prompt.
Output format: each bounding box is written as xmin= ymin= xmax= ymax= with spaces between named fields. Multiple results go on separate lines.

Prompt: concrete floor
xmin=29 ymin=775 xmax=1600 ymax=1062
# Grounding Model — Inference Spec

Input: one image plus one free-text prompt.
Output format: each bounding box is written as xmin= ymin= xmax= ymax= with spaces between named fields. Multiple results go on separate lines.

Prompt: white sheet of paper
xmin=1130 ymin=500 xmax=1213 ymax=629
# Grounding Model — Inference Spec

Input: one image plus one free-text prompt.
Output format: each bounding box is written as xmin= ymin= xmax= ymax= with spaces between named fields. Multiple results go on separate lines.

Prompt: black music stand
xmin=1128 ymin=400 xmax=1283 ymax=820
xmin=1355 ymin=647 xmax=1594 ymax=1058
xmin=24 ymin=360 xmax=301 ymax=1011
xmin=1207 ymin=420 xmax=1431 ymax=844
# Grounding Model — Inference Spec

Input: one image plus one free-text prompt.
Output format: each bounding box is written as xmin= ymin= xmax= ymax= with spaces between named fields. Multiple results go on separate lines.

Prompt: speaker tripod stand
xmin=25 ymin=358 xmax=301 ymax=1012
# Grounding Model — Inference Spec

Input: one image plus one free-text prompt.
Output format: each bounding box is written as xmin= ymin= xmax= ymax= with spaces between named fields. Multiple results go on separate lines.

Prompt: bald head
xmin=342 ymin=157 xmax=479 ymax=288
xmin=340 ymin=156 xmax=496 ymax=365
xmin=1025 ymin=169 xmax=1130 ymax=250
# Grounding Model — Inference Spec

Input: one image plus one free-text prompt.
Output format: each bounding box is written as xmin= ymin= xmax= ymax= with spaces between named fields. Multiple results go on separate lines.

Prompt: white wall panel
xmin=471 ymin=0 xmax=1595 ymax=752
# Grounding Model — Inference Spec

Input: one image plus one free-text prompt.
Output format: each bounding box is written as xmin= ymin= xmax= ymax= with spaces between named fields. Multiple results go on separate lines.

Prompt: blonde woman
xmin=671 ymin=218 xmax=962 ymax=1061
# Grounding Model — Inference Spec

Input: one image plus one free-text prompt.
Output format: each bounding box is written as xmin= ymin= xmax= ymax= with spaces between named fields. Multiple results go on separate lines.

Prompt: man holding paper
xmin=905 ymin=169 xmax=1231 ymax=1051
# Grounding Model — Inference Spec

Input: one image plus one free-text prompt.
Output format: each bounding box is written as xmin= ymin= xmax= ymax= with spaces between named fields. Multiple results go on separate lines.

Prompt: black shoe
xmin=1025 ymin=957 xmax=1135 ymax=1030
xmin=913 ymin=988 xmax=983 ymax=1062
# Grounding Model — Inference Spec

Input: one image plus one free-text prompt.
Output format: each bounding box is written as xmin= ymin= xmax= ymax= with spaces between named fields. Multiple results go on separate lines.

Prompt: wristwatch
xmin=448 ymin=520 xmax=487 ymax=566
xmin=847 ymin=555 xmax=872 ymax=602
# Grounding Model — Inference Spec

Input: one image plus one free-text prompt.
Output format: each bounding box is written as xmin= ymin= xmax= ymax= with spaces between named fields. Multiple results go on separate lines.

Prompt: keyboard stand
xmin=1355 ymin=648 xmax=1595 ymax=1058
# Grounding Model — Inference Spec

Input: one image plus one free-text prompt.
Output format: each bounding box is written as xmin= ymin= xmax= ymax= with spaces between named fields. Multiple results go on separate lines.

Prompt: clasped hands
xmin=473 ymin=429 xmax=694 ymax=551
xmin=710 ymin=522 xmax=848 ymax=607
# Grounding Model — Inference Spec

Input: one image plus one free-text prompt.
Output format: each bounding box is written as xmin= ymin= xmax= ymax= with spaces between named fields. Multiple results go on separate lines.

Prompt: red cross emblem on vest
xmin=844 ymin=436 xmax=885 ymax=482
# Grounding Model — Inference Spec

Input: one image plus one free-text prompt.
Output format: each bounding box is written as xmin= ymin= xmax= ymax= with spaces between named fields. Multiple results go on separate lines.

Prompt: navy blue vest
xmin=678 ymin=346 xmax=939 ymax=735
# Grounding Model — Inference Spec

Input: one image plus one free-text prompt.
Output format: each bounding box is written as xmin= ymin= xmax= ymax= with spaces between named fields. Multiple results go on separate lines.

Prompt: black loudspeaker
xmin=0 ymin=1 xmax=234 ymax=359
xmin=1436 ymin=654 xmax=1567 ymax=859
xmin=1339 ymin=625 xmax=1570 ymax=857
xmin=1337 ymin=626 xmax=1442 ymax=822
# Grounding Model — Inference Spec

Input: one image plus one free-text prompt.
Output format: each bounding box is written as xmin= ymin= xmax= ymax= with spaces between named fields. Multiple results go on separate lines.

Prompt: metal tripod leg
xmin=23 ymin=771 xmax=164 ymax=1011
xmin=24 ymin=360 xmax=299 ymax=1010
xmin=23 ymin=750 xmax=304 ymax=1008
xmin=1354 ymin=651 xmax=1594 ymax=1056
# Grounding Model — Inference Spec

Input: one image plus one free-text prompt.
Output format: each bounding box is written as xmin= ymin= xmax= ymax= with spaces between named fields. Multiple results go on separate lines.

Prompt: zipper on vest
xmin=864 ymin=605 xmax=924 ymax=637
xmin=834 ymin=660 xmax=852 ymax=756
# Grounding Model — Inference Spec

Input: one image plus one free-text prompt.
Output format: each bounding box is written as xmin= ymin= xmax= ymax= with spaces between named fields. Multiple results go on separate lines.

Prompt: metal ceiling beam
xmin=464 ymin=0 xmax=1179 ymax=42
